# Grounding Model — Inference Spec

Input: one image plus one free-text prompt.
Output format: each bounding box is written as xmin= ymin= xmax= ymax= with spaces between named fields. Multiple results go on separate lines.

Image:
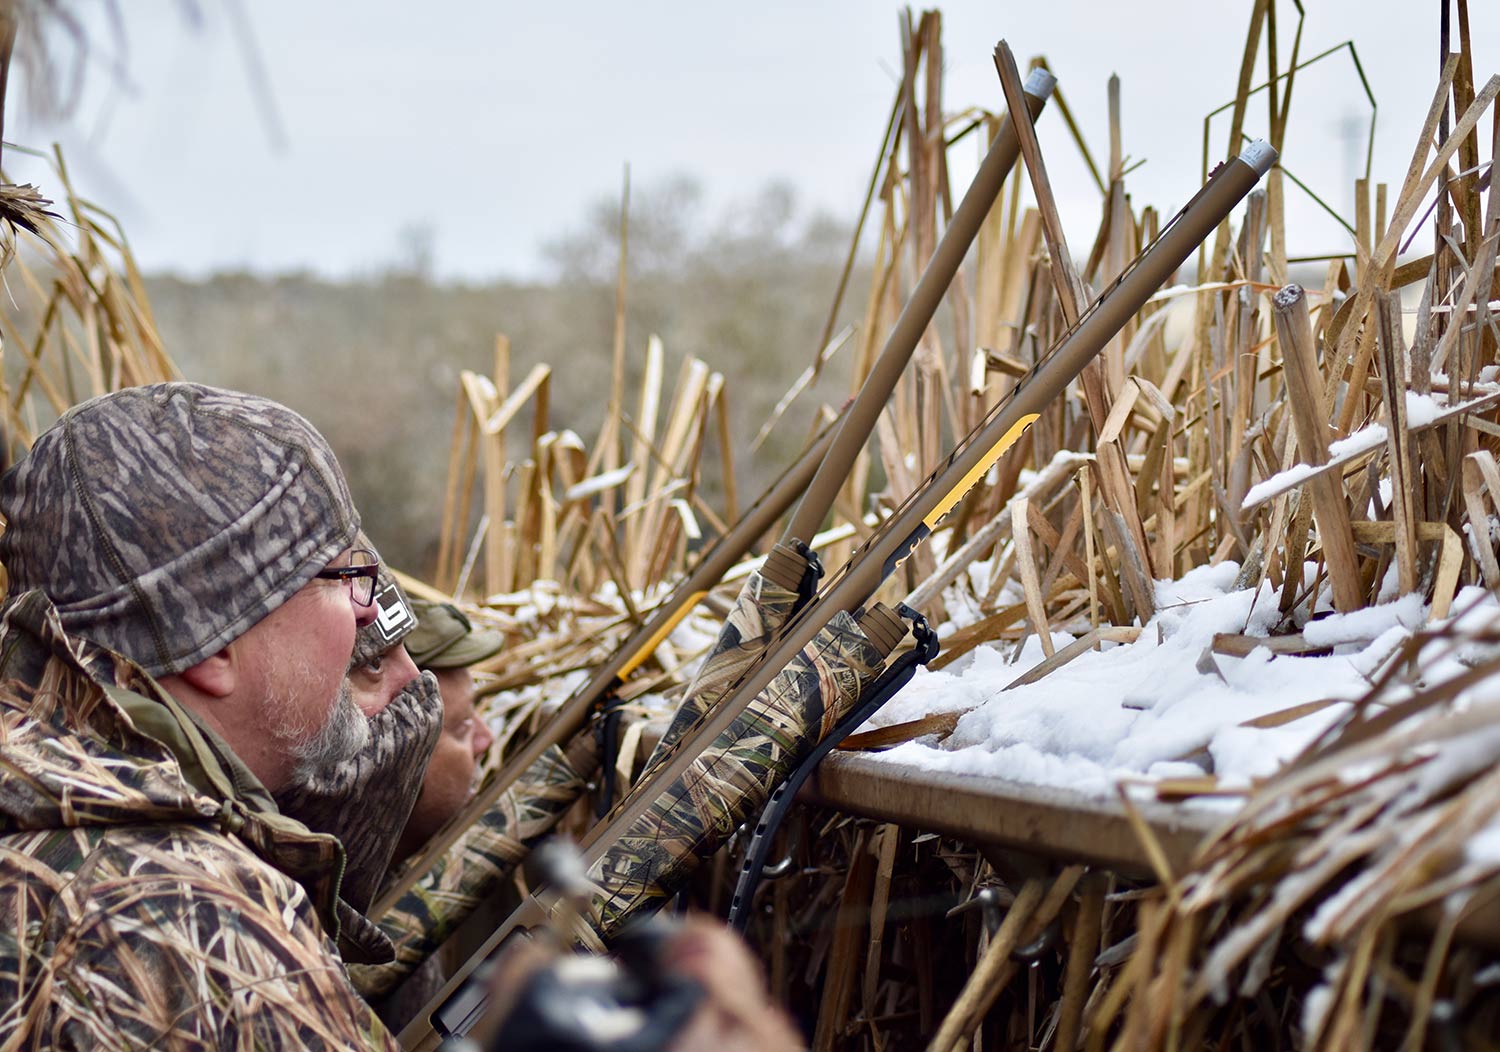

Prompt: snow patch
xmin=866 ymin=571 xmax=1500 ymax=822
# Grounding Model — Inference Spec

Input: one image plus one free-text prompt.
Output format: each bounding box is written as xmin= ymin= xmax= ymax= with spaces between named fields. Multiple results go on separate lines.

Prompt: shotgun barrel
xmin=783 ymin=66 xmax=1056 ymax=545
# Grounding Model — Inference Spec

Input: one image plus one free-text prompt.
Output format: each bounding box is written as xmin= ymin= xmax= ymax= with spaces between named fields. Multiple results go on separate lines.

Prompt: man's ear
xmin=175 ymin=645 xmax=239 ymax=699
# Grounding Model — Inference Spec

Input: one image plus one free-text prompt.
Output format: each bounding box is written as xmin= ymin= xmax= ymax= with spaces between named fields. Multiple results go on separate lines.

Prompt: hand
xmin=660 ymin=915 xmax=804 ymax=1052
xmin=468 ymin=914 xmax=802 ymax=1052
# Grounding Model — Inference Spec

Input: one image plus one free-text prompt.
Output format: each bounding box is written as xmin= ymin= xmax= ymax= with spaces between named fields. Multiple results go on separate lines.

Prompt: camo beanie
xmin=0 ymin=382 xmax=360 ymax=677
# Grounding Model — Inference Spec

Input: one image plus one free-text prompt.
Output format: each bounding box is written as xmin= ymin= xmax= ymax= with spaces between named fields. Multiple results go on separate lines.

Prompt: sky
xmin=6 ymin=1 xmax=1496 ymax=282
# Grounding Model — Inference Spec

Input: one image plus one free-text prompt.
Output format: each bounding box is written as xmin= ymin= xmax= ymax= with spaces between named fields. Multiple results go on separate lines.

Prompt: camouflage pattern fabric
xmin=353 ymin=544 xmax=813 ymax=1000
xmin=0 ymin=591 xmax=397 ymax=1049
xmin=587 ymin=606 xmax=897 ymax=936
xmin=351 ymin=733 xmax=598 ymax=999
xmin=643 ymin=542 xmax=811 ymax=770
xmin=274 ymin=671 xmax=443 ymax=915
xmin=0 ymin=383 xmax=360 ymax=677
xmin=367 ymin=953 xmax=445 ymax=1034
xmin=356 ymin=567 xmax=420 ymax=667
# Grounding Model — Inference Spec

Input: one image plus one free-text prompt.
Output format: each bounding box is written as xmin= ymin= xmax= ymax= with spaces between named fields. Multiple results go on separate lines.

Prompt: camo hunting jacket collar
xmin=0 ymin=589 xmax=349 ymax=936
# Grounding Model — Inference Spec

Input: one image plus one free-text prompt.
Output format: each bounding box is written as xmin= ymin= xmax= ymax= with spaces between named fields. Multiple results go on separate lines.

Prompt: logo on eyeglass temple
xmin=374 ymin=583 xmax=417 ymax=644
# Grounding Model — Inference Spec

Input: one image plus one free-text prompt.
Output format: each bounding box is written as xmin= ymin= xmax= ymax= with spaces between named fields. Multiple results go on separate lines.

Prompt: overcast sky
xmin=7 ymin=1 xmax=1495 ymax=281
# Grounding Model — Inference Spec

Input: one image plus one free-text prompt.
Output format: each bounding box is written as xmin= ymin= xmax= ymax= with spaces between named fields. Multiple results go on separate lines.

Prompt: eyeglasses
xmin=315 ymin=548 xmax=380 ymax=607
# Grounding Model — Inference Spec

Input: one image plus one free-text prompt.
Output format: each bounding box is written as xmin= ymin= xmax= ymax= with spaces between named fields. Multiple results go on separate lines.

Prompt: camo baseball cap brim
xmin=406 ymin=598 xmax=505 ymax=669
xmin=0 ymin=383 xmax=361 ymax=676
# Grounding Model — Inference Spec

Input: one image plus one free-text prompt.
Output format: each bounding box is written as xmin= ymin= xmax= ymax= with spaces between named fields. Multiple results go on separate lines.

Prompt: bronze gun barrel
xmin=782 ymin=66 xmax=1056 ymax=545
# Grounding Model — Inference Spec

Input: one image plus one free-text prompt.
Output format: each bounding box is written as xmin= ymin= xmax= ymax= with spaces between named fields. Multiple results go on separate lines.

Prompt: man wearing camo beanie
xmin=0 ymin=383 xmax=409 ymax=1049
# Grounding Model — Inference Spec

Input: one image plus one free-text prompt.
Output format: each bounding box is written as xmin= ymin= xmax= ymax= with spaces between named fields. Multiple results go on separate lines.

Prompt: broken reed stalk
xmin=1271 ymin=284 xmax=1362 ymax=610
xmin=432 ymin=330 xmax=732 ymax=613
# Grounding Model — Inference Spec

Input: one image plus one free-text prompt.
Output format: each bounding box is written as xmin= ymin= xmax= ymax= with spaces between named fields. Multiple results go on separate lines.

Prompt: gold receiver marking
xmin=921 ymin=414 xmax=1039 ymax=530
xmin=616 ymin=591 xmax=708 ymax=678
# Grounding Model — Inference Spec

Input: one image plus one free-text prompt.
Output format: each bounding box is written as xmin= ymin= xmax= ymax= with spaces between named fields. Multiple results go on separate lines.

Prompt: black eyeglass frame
xmin=315 ymin=548 xmax=380 ymax=607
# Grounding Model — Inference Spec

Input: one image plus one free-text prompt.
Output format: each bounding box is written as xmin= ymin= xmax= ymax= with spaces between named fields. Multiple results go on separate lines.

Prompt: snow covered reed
xmin=1103 ymin=589 xmax=1500 ymax=1049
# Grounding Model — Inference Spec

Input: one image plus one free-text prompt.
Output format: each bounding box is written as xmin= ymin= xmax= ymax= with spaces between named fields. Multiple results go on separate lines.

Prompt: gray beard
xmin=287 ymin=679 xmax=369 ymax=782
xmin=270 ymin=670 xmax=442 ymax=913
xmin=264 ymin=662 xmax=371 ymax=783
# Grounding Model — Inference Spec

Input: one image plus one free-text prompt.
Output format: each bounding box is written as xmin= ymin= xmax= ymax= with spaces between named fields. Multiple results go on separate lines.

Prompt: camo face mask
xmin=272 ymin=564 xmax=439 ymax=915
xmin=274 ymin=667 xmax=443 ymax=915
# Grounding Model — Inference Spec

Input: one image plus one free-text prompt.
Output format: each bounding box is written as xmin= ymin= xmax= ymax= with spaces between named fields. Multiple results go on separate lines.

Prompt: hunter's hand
xmin=466 ymin=915 xmax=801 ymax=1052
xmin=661 ymin=915 xmax=804 ymax=1052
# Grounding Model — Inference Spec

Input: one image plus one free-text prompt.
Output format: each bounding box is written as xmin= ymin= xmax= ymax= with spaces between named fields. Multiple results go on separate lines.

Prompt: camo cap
xmin=406 ymin=598 xmax=505 ymax=669
xmin=0 ymin=382 xmax=361 ymax=677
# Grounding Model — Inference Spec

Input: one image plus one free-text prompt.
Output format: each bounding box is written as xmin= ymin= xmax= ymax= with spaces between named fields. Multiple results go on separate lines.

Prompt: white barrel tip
xmin=1024 ymin=67 xmax=1058 ymax=99
xmin=1240 ymin=139 xmax=1278 ymax=177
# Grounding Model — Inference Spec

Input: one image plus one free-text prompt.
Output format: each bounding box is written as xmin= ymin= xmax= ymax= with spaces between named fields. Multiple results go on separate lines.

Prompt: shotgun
xmin=375 ymin=67 xmax=1058 ymax=919
xmin=403 ymin=138 xmax=1278 ymax=1048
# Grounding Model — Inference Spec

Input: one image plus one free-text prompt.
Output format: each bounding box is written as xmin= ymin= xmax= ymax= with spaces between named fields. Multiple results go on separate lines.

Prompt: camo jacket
xmin=0 ymin=591 xmax=399 ymax=1051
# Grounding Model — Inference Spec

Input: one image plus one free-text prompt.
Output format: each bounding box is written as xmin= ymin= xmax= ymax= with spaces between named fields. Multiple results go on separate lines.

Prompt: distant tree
xmin=542 ymin=174 xmax=705 ymax=283
xmin=390 ymin=221 xmax=438 ymax=282
xmin=144 ymin=172 xmax=865 ymax=574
